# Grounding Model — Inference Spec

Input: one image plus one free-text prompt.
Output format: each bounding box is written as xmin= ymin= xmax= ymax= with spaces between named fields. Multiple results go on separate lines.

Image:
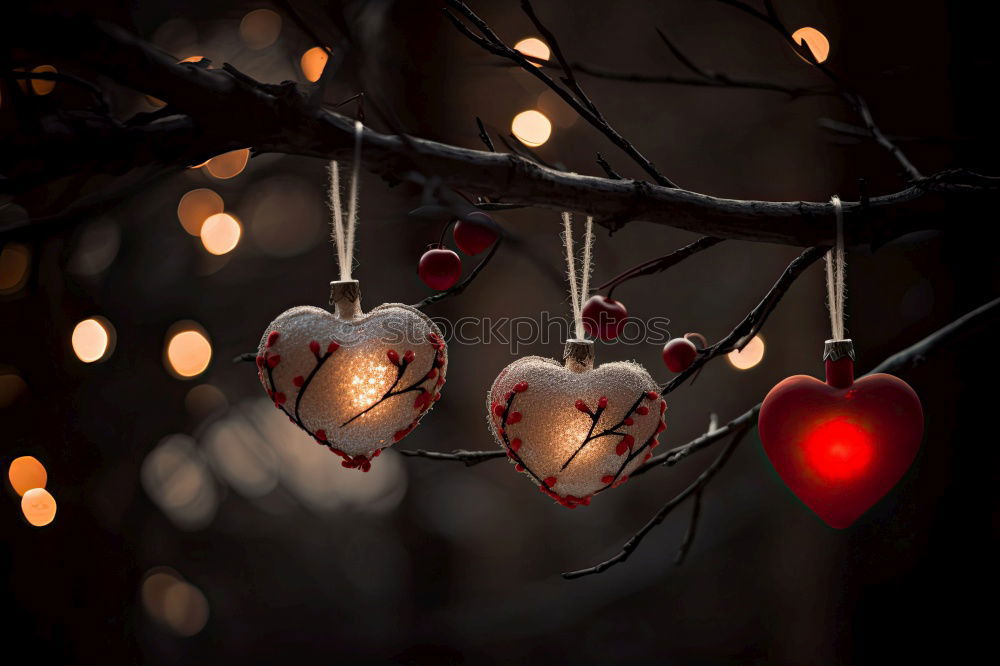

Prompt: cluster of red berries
xmin=418 ymin=211 xmax=498 ymax=291
xmin=579 ymin=294 xmax=704 ymax=373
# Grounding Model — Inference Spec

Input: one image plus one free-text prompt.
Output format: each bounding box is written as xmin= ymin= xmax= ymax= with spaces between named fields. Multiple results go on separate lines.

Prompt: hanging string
xmin=328 ymin=120 xmax=365 ymax=281
xmin=561 ymin=212 xmax=596 ymax=340
xmin=562 ymin=212 xmax=582 ymax=339
xmin=825 ymin=195 xmax=847 ymax=340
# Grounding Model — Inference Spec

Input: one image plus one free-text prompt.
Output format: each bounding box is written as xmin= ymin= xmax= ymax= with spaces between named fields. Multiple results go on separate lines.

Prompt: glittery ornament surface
xmin=487 ymin=353 xmax=665 ymax=507
xmin=257 ymin=303 xmax=447 ymax=469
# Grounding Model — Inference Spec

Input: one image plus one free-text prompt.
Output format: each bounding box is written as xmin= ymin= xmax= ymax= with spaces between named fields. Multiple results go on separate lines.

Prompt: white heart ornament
xmin=487 ymin=340 xmax=666 ymax=507
xmin=257 ymin=281 xmax=447 ymax=470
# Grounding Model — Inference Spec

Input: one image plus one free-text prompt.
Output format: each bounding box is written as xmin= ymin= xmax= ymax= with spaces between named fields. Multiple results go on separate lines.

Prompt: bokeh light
xmin=514 ymin=37 xmax=550 ymax=65
xmin=177 ymin=188 xmax=224 ymax=236
xmin=165 ymin=326 xmax=212 ymax=378
xmin=30 ymin=65 xmax=57 ymax=95
xmin=791 ymin=27 xmax=830 ymax=64
xmin=0 ymin=243 xmax=31 ymax=294
xmin=142 ymin=434 xmax=217 ymax=528
xmin=67 ymin=221 xmax=120 ymax=276
xmin=204 ymin=149 xmax=249 ymax=179
xmin=300 ymin=46 xmax=331 ymax=83
xmin=200 ymin=213 xmax=241 ymax=255
xmin=8 ymin=456 xmax=47 ymax=496
xmin=72 ymin=317 xmax=115 ymax=363
xmin=21 ymin=487 xmax=57 ymax=526
xmin=142 ymin=568 xmax=210 ymax=636
xmin=239 ymin=9 xmax=282 ymax=50
xmin=727 ymin=335 xmax=765 ymax=370
xmin=511 ymin=109 xmax=552 ymax=147
xmin=185 ymin=384 xmax=228 ymax=420
xmin=247 ymin=176 xmax=323 ymax=257
xmin=0 ymin=369 xmax=28 ymax=408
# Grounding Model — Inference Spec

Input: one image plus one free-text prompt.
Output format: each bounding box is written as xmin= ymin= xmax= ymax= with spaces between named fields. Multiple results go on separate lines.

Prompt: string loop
xmin=561 ymin=212 xmax=595 ymax=340
xmin=329 ymin=120 xmax=364 ymax=281
xmin=825 ymin=195 xmax=847 ymax=340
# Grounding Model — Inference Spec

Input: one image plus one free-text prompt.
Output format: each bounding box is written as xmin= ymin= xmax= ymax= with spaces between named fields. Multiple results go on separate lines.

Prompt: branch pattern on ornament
xmin=257 ymin=330 xmax=445 ymax=471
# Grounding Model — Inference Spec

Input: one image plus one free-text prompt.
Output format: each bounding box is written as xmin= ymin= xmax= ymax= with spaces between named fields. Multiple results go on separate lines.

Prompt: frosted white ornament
xmin=487 ymin=339 xmax=665 ymax=507
xmin=258 ymin=280 xmax=447 ymax=470
xmin=485 ymin=213 xmax=665 ymax=507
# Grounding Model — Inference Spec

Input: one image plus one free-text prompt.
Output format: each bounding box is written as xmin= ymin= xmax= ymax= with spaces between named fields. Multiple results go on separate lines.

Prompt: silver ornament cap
xmin=823 ymin=338 xmax=856 ymax=362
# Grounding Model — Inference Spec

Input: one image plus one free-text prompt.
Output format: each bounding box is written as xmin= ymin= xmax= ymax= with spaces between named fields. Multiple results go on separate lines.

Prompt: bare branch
xmin=562 ymin=426 xmax=751 ymax=579
xmin=445 ymin=0 xmax=678 ymax=187
xmin=599 ymin=236 xmax=724 ymax=297
xmin=398 ymin=448 xmax=507 ymax=466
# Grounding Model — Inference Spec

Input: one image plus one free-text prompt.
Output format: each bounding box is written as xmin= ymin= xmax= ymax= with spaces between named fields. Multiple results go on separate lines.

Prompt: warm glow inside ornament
xmin=256 ymin=122 xmax=448 ymax=471
xmin=487 ymin=214 xmax=666 ymax=507
xmin=758 ymin=196 xmax=923 ymax=527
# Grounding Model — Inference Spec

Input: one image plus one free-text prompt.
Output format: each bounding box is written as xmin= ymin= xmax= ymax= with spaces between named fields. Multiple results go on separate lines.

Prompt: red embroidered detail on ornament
xmin=403 ymin=350 xmax=415 ymax=363
xmin=575 ymin=399 xmax=591 ymax=414
xmin=636 ymin=405 xmax=649 ymax=416
xmin=543 ymin=476 xmax=557 ymax=487
xmin=255 ymin=355 xmax=265 ymax=368
xmin=646 ymin=391 xmax=659 ymax=400
xmin=327 ymin=341 xmax=340 ymax=354
xmin=492 ymin=403 xmax=504 ymax=418
xmin=266 ymin=331 xmax=280 ymax=348
xmin=413 ymin=392 xmax=431 ymax=411
xmin=292 ymin=375 xmax=305 ymax=387
xmin=309 ymin=340 xmax=320 ymax=355
xmin=315 ymin=429 xmax=327 ymax=441
xmin=656 ymin=421 xmax=666 ymax=433
xmin=387 ymin=349 xmax=400 ymax=365
xmin=601 ymin=474 xmax=615 ymax=484
xmin=274 ymin=392 xmax=287 ymax=405
xmin=598 ymin=396 xmax=608 ymax=409
xmin=267 ymin=355 xmax=281 ymax=368
xmin=660 ymin=400 xmax=667 ymax=413
xmin=624 ymin=417 xmax=634 ymax=426
xmin=507 ymin=412 xmax=522 ymax=424
xmin=515 ymin=463 xmax=525 ymax=471
xmin=612 ymin=475 xmax=629 ymax=488
xmin=426 ymin=368 xmax=438 ymax=380
xmin=510 ymin=438 xmax=522 ymax=452
xmin=513 ymin=381 xmax=529 ymax=393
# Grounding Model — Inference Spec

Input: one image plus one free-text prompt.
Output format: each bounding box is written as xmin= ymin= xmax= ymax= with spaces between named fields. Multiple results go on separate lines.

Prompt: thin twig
xmin=398 ymin=448 xmax=507 ymax=466
xmin=599 ymin=236 xmax=723 ymax=297
xmin=475 ymin=116 xmax=495 ymax=152
xmin=562 ymin=426 xmax=750 ymax=579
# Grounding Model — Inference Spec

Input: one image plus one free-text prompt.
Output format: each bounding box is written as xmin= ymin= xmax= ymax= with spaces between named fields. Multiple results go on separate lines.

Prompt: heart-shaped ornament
xmin=257 ymin=280 xmax=447 ymax=470
xmin=758 ymin=341 xmax=923 ymax=528
xmin=487 ymin=340 xmax=666 ymax=507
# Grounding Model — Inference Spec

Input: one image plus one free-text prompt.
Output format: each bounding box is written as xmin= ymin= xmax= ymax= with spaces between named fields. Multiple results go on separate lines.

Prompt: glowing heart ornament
xmin=255 ymin=121 xmax=447 ymax=470
xmin=758 ymin=340 xmax=922 ymax=527
xmin=257 ymin=280 xmax=447 ymax=470
xmin=488 ymin=339 xmax=665 ymax=507
xmin=758 ymin=196 xmax=923 ymax=527
xmin=487 ymin=213 xmax=666 ymax=507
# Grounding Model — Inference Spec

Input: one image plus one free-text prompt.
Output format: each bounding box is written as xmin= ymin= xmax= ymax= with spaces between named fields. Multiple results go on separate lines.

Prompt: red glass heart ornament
xmin=758 ymin=341 xmax=923 ymax=528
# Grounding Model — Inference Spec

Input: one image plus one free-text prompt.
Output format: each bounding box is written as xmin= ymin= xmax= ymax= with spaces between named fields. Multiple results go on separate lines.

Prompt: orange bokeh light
xmin=727 ymin=335 xmax=765 ymax=370
xmin=21 ymin=487 xmax=57 ymax=526
xmin=166 ymin=327 xmax=212 ymax=378
xmin=511 ymin=110 xmax=552 ymax=147
xmin=514 ymin=37 xmax=550 ymax=66
xmin=300 ymin=47 xmax=331 ymax=83
xmin=802 ymin=418 xmax=874 ymax=482
xmin=240 ymin=9 xmax=282 ymax=50
xmin=72 ymin=317 xmax=114 ymax=363
xmin=177 ymin=188 xmax=224 ymax=236
xmin=0 ymin=243 xmax=30 ymax=293
xmin=200 ymin=213 xmax=242 ymax=255
xmin=30 ymin=65 xmax=57 ymax=95
xmin=204 ymin=149 xmax=250 ymax=179
xmin=8 ymin=456 xmax=47 ymax=496
xmin=791 ymin=27 xmax=830 ymax=64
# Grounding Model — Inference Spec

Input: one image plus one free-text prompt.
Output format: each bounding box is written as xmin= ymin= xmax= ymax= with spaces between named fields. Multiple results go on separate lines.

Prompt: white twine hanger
xmin=329 ymin=120 xmax=364 ymax=281
xmin=825 ymin=195 xmax=847 ymax=341
xmin=561 ymin=212 xmax=595 ymax=340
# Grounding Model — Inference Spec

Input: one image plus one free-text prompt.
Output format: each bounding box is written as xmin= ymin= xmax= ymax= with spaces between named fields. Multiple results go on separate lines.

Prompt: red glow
xmin=802 ymin=418 xmax=873 ymax=482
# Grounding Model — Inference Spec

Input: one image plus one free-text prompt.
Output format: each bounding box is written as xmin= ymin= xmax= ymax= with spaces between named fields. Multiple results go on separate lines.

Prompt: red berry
xmin=418 ymin=247 xmax=462 ymax=291
xmin=582 ymin=295 xmax=628 ymax=341
xmin=452 ymin=212 xmax=498 ymax=255
xmin=662 ymin=337 xmax=698 ymax=372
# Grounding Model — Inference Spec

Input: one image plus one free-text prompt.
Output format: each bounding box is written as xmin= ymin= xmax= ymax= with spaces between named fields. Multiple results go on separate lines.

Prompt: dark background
xmin=2 ymin=0 xmax=997 ymax=663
